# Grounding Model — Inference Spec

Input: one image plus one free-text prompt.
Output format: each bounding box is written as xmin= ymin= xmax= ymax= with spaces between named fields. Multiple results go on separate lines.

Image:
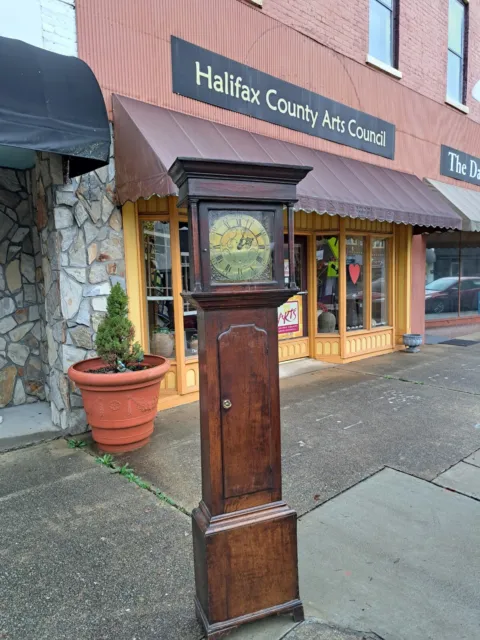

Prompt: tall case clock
xmin=168 ymin=158 xmax=312 ymax=639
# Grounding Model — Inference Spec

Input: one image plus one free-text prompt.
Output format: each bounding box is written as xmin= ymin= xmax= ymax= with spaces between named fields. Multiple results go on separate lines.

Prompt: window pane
xmin=448 ymin=0 xmax=464 ymax=56
xmin=447 ymin=51 xmax=463 ymax=103
xmin=316 ymin=236 xmax=339 ymax=333
xmin=283 ymin=241 xmax=303 ymax=288
xmin=179 ymin=221 xmax=199 ymax=356
xmin=372 ymin=239 xmax=388 ymax=326
xmin=346 ymin=236 xmax=366 ymax=331
xmin=425 ymin=234 xmax=460 ymax=318
xmin=369 ymin=0 xmax=393 ymax=66
xmin=459 ymin=236 xmax=480 ymax=316
xmin=143 ymin=220 xmax=176 ymax=359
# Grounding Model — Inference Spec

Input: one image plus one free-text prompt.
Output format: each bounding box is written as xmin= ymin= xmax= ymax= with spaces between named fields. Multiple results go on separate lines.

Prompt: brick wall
xmin=40 ymin=0 xmax=77 ymax=56
xmin=0 ymin=0 xmax=77 ymax=57
xmin=264 ymin=0 xmax=368 ymax=66
xmin=260 ymin=0 xmax=480 ymax=122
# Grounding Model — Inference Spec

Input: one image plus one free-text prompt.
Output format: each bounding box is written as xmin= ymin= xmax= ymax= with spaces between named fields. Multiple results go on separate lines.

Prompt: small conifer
xmin=95 ymin=283 xmax=144 ymax=371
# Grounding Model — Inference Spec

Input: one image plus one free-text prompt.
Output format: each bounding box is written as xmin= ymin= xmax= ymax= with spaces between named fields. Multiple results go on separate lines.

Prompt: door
xmin=279 ymin=236 xmax=308 ymax=339
xmin=218 ymin=323 xmax=273 ymax=499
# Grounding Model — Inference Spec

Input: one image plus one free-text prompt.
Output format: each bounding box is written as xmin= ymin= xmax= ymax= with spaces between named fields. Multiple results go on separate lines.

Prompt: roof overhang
xmin=425 ymin=179 xmax=480 ymax=233
xmin=0 ymin=36 xmax=110 ymax=177
xmin=113 ymin=94 xmax=462 ymax=231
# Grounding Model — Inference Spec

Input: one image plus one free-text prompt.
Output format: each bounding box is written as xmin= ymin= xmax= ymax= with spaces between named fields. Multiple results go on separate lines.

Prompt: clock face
xmin=209 ymin=211 xmax=274 ymax=283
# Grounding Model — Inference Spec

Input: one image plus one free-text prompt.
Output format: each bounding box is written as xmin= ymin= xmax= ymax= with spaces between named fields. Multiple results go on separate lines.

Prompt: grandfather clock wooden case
xmin=168 ymin=158 xmax=312 ymax=639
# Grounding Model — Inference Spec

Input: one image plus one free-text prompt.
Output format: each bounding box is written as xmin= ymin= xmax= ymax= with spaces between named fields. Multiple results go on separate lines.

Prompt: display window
xmin=346 ymin=236 xmax=366 ymax=331
xmin=372 ymin=238 xmax=388 ymax=327
xmin=126 ymin=199 xmax=405 ymax=410
xmin=425 ymin=232 xmax=480 ymax=320
xmin=316 ymin=236 xmax=340 ymax=333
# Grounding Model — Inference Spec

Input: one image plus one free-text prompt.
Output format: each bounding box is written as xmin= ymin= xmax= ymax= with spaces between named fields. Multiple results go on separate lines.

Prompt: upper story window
xmin=447 ymin=0 xmax=467 ymax=105
xmin=369 ymin=0 xmax=398 ymax=69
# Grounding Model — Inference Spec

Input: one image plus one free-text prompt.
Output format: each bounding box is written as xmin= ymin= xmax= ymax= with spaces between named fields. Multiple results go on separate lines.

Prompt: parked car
xmin=425 ymin=277 xmax=480 ymax=313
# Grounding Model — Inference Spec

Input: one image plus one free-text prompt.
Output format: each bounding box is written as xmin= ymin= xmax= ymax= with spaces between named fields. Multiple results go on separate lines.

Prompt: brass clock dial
xmin=209 ymin=211 xmax=273 ymax=283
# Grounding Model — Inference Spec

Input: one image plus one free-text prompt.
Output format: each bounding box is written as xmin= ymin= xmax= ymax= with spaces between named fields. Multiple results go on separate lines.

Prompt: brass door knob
xmin=222 ymin=399 xmax=232 ymax=409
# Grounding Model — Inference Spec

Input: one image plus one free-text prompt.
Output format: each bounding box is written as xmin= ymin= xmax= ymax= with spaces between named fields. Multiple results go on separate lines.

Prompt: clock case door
xmin=197 ymin=201 xmax=284 ymax=293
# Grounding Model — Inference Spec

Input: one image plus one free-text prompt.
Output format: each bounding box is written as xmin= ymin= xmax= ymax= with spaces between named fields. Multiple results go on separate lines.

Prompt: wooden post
xmin=189 ymin=198 xmax=202 ymax=292
xmin=288 ymin=204 xmax=296 ymax=289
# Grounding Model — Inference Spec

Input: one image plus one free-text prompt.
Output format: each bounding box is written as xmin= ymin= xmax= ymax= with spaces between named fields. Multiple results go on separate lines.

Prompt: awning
xmin=113 ymin=94 xmax=461 ymax=230
xmin=425 ymin=179 xmax=480 ymax=232
xmin=0 ymin=36 xmax=110 ymax=177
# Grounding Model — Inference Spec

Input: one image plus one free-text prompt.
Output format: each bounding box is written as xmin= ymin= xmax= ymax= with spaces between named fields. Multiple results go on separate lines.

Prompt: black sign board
xmin=440 ymin=145 xmax=480 ymax=187
xmin=171 ymin=37 xmax=395 ymax=160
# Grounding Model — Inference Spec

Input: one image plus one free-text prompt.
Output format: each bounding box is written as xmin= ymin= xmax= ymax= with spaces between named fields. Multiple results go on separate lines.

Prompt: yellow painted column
xmin=364 ymin=236 xmax=372 ymax=331
xmin=307 ymin=234 xmax=317 ymax=358
xmin=394 ymin=225 xmax=412 ymax=344
xmin=388 ymin=232 xmax=396 ymax=330
xmin=123 ymin=201 xmax=146 ymax=349
xmin=168 ymin=197 xmax=186 ymax=395
xmin=339 ymin=218 xmax=347 ymax=358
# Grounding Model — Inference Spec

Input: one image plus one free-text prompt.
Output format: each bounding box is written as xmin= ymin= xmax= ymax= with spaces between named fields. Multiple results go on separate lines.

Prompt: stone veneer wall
xmin=0 ymin=168 xmax=46 ymax=408
xmin=36 ymin=140 xmax=125 ymax=433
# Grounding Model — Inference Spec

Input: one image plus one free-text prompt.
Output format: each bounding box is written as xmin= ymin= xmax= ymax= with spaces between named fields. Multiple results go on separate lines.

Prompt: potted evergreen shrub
xmin=68 ymin=283 xmax=170 ymax=453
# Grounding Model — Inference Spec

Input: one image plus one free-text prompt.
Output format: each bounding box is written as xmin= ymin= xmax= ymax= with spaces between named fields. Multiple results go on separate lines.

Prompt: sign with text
xmin=278 ymin=300 xmax=299 ymax=334
xmin=440 ymin=145 xmax=480 ymax=187
xmin=171 ymin=37 xmax=396 ymax=159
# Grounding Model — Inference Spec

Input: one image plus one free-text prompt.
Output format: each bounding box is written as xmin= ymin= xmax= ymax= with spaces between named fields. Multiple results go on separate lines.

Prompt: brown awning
xmin=113 ymin=94 xmax=461 ymax=230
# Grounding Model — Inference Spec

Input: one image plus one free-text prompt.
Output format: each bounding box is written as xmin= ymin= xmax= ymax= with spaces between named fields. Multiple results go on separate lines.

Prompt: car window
xmin=426 ymin=278 xmax=457 ymax=291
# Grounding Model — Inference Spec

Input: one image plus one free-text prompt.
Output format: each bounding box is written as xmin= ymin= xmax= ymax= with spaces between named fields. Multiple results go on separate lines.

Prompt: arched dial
xmin=209 ymin=212 xmax=273 ymax=283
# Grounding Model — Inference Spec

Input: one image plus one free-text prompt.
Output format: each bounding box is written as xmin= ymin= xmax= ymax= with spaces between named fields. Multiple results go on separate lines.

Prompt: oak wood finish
xmin=169 ymin=158 xmax=312 ymax=638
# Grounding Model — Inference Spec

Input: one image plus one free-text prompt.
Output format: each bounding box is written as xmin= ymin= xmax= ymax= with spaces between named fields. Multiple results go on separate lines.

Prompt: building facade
xmin=74 ymin=0 xmax=476 ymax=411
xmin=0 ymin=4 xmax=124 ymax=428
xmin=1 ymin=0 xmax=479 ymax=425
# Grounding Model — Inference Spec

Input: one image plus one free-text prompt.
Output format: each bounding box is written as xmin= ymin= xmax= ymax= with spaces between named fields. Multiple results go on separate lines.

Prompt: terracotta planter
xmin=68 ymin=355 xmax=170 ymax=453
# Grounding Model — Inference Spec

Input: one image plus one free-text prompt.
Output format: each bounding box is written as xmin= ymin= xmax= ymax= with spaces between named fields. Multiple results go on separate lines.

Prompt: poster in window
xmin=278 ymin=300 xmax=299 ymax=334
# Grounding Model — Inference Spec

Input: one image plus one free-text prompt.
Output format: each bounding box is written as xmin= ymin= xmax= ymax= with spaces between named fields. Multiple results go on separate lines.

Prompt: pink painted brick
xmin=262 ymin=0 xmax=480 ymax=123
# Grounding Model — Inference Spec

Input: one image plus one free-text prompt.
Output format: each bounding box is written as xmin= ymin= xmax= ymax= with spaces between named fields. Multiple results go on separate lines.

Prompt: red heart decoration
xmin=348 ymin=263 xmax=361 ymax=285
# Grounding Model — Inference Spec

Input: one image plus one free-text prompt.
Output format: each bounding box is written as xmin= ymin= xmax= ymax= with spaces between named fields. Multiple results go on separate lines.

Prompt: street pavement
xmin=1 ymin=342 xmax=479 ymax=640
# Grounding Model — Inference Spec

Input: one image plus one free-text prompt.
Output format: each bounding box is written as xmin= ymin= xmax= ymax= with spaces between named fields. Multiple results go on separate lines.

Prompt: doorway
xmin=279 ymin=236 xmax=309 ymax=361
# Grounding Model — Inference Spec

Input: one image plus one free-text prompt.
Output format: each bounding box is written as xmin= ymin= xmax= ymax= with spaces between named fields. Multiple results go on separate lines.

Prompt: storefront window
xmin=143 ymin=220 xmax=176 ymax=358
xmin=316 ymin=236 xmax=339 ymax=333
xmin=372 ymin=238 xmax=388 ymax=326
xmin=425 ymin=232 xmax=460 ymax=318
xmin=346 ymin=236 xmax=366 ymax=331
xmin=426 ymin=232 xmax=480 ymax=319
xmin=179 ymin=221 xmax=198 ymax=356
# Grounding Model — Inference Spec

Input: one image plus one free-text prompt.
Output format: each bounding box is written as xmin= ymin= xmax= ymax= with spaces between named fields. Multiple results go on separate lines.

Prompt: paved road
xmin=1 ymin=343 xmax=479 ymax=640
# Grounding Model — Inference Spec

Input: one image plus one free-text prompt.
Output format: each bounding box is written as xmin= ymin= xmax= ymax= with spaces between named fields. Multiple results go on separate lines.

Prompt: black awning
xmin=0 ymin=36 xmax=110 ymax=177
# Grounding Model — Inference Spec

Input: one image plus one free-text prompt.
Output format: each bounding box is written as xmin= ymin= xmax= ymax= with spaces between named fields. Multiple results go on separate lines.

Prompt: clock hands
xmin=237 ymin=227 xmax=248 ymax=250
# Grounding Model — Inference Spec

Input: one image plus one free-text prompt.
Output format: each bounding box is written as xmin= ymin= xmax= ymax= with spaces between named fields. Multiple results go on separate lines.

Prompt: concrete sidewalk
xmin=1 ymin=342 xmax=479 ymax=640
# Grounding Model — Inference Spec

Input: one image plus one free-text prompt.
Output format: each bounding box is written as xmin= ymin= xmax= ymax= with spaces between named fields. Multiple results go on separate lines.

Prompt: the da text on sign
xmin=440 ymin=145 xmax=480 ymax=187
xmin=172 ymin=37 xmax=395 ymax=160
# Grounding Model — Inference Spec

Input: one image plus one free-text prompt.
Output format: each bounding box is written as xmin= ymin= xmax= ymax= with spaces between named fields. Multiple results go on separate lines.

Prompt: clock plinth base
xmin=195 ymin=596 xmax=304 ymax=640
xmin=192 ymin=501 xmax=304 ymax=638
